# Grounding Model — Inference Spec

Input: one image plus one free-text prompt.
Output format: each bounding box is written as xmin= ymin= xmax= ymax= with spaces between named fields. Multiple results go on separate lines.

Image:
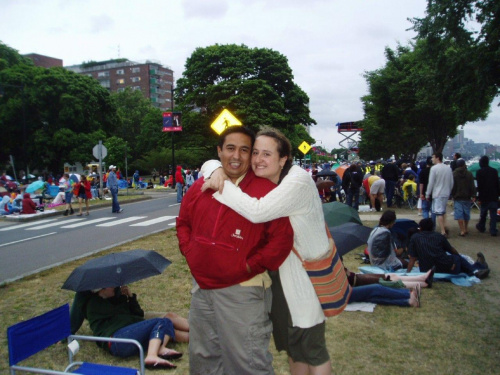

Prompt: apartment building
xmin=65 ymin=59 xmax=174 ymax=111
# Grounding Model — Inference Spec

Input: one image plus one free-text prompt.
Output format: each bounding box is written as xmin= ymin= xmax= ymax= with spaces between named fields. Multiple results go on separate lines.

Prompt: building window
xmin=97 ymin=71 xmax=109 ymax=77
xmin=117 ymin=78 xmax=125 ymax=84
xmin=132 ymin=67 xmax=140 ymax=73
xmin=131 ymin=77 xmax=141 ymax=82
xmin=117 ymin=88 xmax=125 ymax=92
xmin=133 ymin=86 xmax=141 ymax=91
xmin=116 ymin=69 xmax=124 ymax=75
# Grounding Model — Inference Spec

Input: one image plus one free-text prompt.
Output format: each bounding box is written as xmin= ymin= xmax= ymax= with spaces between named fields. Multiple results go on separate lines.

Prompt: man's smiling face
xmin=217 ymin=132 xmax=252 ymax=183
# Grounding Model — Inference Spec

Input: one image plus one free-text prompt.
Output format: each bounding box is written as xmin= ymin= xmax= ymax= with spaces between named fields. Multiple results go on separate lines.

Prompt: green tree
xmin=411 ymin=0 xmax=499 ymax=92
xmin=175 ymin=44 xmax=316 ymax=154
xmin=360 ymin=38 xmax=496 ymax=156
xmin=111 ymin=88 xmax=164 ymax=164
xmin=0 ymin=45 xmax=119 ymax=173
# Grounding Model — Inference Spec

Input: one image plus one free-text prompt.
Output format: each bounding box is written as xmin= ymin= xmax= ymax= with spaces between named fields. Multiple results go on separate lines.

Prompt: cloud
xmin=182 ymin=0 xmax=228 ymax=19
xmin=89 ymin=14 xmax=114 ymax=34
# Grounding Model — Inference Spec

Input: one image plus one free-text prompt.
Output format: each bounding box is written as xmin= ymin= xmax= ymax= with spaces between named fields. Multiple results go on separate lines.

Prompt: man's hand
xmin=201 ymin=167 xmax=228 ymax=194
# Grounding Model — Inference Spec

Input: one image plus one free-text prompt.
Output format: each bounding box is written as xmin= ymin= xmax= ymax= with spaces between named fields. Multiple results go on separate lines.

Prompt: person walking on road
xmin=74 ymin=175 xmax=91 ymax=216
xmin=61 ymin=173 xmax=75 ymax=216
xmin=108 ymin=165 xmax=123 ymax=214
xmin=175 ymin=166 xmax=184 ymax=203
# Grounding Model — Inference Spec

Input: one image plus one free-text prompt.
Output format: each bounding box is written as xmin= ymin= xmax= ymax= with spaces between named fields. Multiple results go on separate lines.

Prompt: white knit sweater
xmin=210 ymin=165 xmax=328 ymax=328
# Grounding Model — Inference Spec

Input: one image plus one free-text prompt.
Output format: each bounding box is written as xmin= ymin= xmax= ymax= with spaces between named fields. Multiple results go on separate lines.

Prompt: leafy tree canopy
xmin=174 ymin=44 xmax=316 ymax=156
xmin=411 ymin=0 xmax=499 ymax=92
xmin=360 ymin=35 xmax=496 ymax=157
xmin=0 ymin=42 xmax=118 ymax=174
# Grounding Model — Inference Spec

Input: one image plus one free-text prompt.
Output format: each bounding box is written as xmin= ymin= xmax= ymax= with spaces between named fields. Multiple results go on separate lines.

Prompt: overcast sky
xmin=1 ymin=0 xmax=498 ymax=153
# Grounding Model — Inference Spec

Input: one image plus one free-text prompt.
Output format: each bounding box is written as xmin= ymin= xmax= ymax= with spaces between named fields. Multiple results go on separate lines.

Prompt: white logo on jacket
xmin=231 ymin=229 xmax=244 ymax=240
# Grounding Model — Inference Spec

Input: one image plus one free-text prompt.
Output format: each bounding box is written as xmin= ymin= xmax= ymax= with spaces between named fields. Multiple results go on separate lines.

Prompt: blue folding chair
xmin=7 ymin=304 xmax=145 ymax=375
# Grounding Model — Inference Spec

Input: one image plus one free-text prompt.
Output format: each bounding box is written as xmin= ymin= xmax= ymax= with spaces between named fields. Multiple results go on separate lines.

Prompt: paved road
xmin=0 ymin=192 xmax=181 ymax=285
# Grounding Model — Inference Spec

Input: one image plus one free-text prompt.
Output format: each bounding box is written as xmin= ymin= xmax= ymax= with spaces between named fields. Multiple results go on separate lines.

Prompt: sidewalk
xmin=0 ymin=191 xmax=155 ymax=223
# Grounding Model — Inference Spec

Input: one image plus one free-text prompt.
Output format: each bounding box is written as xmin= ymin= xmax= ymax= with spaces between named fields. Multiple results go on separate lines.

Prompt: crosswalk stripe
xmin=61 ymin=217 xmax=115 ymax=228
xmin=96 ymin=217 xmax=147 ymax=227
xmin=26 ymin=219 xmax=84 ymax=230
xmin=130 ymin=216 xmax=177 ymax=227
xmin=0 ymin=219 xmax=58 ymax=231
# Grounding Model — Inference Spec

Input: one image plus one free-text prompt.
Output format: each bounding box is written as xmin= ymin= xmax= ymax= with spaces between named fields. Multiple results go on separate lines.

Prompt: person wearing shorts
xmin=426 ymin=152 xmax=453 ymax=237
xmin=368 ymin=174 xmax=385 ymax=212
xmin=451 ymin=158 xmax=476 ymax=236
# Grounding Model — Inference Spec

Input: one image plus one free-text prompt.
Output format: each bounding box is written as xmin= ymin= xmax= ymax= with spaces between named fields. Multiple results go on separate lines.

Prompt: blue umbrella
xmin=69 ymin=174 xmax=80 ymax=183
xmin=25 ymin=180 xmax=45 ymax=193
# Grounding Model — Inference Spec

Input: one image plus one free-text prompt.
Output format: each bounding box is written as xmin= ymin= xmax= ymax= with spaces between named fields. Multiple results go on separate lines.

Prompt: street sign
xmin=93 ymin=144 xmax=107 ymax=159
xmin=210 ymin=109 xmax=242 ymax=135
xmin=162 ymin=112 xmax=182 ymax=132
xmin=298 ymin=141 xmax=311 ymax=155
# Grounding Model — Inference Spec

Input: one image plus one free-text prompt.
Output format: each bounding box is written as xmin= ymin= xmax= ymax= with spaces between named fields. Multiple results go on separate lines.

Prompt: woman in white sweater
xmin=202 ymin=128 xmax=350 ymax=375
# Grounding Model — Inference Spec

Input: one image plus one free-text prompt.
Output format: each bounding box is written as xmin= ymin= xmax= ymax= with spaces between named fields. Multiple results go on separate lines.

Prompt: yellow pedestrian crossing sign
xmin=298 ymin=141 xmax=311 ymax=155
xmin=211 ymin=109 xmax=242 ymax=135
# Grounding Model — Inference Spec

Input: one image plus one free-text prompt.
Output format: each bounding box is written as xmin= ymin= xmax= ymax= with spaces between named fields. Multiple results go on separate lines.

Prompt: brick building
xmin=24 ymin=53 xmax=63 ymax=68
xmin=65 ymin=59 xmax=174 ymax=111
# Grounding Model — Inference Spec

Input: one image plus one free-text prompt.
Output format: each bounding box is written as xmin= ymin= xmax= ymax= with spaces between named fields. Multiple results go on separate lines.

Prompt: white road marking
xmin=61 ymin=217 xmax=115 ymax=228
xmin=0 ymin=219 xmax=58 ymax=231
xmin=0 ymin=232 xmax=56 ymax=248
xmin=26 ymin=219 xmax=83 ymax=230
xmin=97 ymin=217 xmax=147 ymax=227
xmin=130 ymin=216 xmax=177 ymax=226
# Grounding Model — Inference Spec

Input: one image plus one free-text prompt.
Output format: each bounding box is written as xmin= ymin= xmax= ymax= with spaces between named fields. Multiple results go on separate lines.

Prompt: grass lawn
xmin=1 ymin=210 xmax=499 ymax=374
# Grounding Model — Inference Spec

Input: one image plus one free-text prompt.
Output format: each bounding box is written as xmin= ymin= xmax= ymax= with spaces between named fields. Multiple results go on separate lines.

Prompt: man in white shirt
xmin=425 ymin=152 xmax=453 ymax=236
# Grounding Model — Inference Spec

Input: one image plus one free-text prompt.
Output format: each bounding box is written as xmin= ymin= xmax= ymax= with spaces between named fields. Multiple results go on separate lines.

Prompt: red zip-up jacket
xmin=176 ymin=170 xmax=293 ymax=289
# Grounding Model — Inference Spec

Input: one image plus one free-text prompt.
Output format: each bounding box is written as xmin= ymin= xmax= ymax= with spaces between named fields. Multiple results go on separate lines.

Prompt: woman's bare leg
xmin=145 ymin=337 xmax=175 ymax=367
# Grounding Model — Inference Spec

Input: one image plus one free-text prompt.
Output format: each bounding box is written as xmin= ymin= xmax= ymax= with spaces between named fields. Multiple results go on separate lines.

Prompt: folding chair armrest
xmin=9 ymin=365 xmax=71 ymax=374
xmin=68 ymin=335 xmax=145 ymax=375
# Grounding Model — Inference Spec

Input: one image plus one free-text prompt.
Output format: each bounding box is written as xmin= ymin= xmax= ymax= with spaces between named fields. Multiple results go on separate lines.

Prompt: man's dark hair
xmin=419 ymin=218 xmax=434 ymax=232
xmin=454 ymin=152 xmax=461 ymax=159
xmin=433 ymin=152 xmax=443 ymax=162
xmin=379 ymin=210 xmax=396 ymax=226
xmin=426 ymin=156 xmax=433 ymax=166
xmin=218 ymin=126 xmax=256 ymax=149
xmin=479 ymin=155 xmax=489 ymax=168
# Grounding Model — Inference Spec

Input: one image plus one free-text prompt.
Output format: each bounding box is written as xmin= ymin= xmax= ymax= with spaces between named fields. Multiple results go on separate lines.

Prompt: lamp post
xmin=0 ymin=82 xmax=27 ymax=180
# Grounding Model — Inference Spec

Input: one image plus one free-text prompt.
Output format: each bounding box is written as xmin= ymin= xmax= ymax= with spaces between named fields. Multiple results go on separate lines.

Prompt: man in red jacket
xmin=177 ymin=126 xmax=293 ymax=375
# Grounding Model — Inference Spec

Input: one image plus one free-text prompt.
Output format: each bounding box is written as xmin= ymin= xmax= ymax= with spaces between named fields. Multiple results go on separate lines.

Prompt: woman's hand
xmin=120 ymin=285 xmax=133 ymax=298
xmin=201 ymin=168 xmax=229 ymax=194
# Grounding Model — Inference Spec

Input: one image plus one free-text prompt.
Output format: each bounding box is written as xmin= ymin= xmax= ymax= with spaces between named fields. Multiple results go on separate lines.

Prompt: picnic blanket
xmin=358 ymin=266 xmax=482 ymax=287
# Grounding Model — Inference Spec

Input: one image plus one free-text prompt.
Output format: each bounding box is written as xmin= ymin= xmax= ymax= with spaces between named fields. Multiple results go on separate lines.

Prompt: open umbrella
xmin=316 ymin=169 xmax=338 ymax=177
xmin=322 ymin=201 xmax=362 ymax=227
xmin=61 ymin=249 xmax=171 ymax=292
xmin=329 ymin=222 xmax=372 ymax=256
xmin=468 ymin=161 xmax=500 ymax=178
xmin=335 ymin=165 xmax=349 ymax=179
xmin=316 ymin=180 xmax=336 ymax=191
xmin=69 ymin=174 xmax=81 ymax=183
xmin=25 ymin=180 xmax=45 ymax=193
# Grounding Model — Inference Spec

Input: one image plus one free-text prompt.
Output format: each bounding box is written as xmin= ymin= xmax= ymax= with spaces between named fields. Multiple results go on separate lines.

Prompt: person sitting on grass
xmin=367 ymin=210 xmax=408 ymax=271
xmin=70 ymin=285 xmax=187 ymax=370
xmin=407 ymin=218 xmax=490 ymax=279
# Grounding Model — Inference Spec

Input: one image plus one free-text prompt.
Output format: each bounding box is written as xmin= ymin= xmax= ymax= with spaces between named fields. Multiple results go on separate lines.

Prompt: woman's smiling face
xmin=251 ymin=135 xmax=287 ymax=184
